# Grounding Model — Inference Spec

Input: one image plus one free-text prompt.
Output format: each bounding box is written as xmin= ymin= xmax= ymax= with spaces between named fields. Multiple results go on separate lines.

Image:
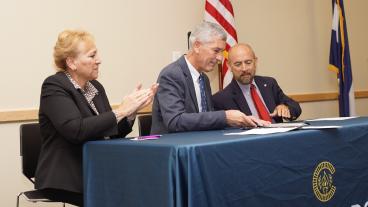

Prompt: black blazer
xmin=35 ymin=72 xmax=132 ymax=193
xmin=212 ymin=76 xmax=301 ymax=122
xmin=151 ymin=55 xmax=227 ymax=134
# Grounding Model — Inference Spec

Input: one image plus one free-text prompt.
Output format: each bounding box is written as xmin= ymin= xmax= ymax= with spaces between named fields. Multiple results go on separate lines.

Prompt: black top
xmin=35 ymin=72 xmax=132 ymax=193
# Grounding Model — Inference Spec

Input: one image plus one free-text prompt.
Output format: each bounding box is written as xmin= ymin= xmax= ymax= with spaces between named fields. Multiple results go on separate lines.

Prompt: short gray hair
xmin=189 ymin=21 xmax=227 ymax=49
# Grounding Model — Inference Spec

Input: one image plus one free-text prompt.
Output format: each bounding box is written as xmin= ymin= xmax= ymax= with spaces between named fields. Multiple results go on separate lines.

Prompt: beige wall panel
xmin=1 ymin=0 xmax=368 ymax=206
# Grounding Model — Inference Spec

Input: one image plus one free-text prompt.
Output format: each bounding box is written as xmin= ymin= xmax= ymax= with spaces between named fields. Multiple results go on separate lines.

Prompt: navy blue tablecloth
xmin=84 ymin=117 xmax=368 ymax=207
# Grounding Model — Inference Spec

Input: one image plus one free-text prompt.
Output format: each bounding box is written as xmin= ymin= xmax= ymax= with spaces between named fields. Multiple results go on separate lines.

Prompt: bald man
xmin=212 ymin=43 xmax=301 ymax=122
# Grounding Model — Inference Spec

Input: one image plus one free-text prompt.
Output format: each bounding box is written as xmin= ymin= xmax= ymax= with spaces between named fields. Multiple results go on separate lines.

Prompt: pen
xmin=137 ymin=135 xmax=162 ymax=140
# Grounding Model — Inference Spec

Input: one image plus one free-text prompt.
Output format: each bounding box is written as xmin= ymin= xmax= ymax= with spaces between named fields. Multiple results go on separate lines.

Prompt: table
xmin=84 ymin=117 xmax=368 ymax=207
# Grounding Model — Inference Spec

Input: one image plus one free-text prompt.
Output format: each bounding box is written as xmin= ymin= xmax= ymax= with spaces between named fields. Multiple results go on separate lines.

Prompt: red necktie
xmin=250 ymin=84 xmax=272 ymax=122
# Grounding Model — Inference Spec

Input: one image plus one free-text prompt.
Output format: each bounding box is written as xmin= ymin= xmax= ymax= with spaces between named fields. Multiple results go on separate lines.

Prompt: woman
xmin=35 ymin=29 xmax=158 ymax=206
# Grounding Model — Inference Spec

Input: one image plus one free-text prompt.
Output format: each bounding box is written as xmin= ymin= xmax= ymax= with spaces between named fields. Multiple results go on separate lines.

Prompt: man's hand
xmin=270 ymin=104 xmax=291 ymax=119
xmin=225 ymin=110 xmax=270 ymax=128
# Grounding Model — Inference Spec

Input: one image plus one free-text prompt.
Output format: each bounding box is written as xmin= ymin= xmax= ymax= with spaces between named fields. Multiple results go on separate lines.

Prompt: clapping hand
xmin=114 ymin=83 xmax=159 ymax=121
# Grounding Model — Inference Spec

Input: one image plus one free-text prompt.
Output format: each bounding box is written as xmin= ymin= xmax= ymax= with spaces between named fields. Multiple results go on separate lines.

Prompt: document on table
xmin=267 ymin=122 xmax=342 ymax=129
xmin=225 ymin=127 xmax=299 ymax=135
xmin=301 ymin=125 xmax=341 ymax=129
xmin=306 ymin=116 xmax=357 ymax=121
xmin=266 ymin=122 xmax=308 ymax=128
xmin=224 ymin=120 xmax=343 ymax=136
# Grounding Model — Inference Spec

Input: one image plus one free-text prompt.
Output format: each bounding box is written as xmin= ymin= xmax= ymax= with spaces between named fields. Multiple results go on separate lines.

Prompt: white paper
xmin=301 ymin=125 xmax=342 ymax=129
xmin=266 ymin=122 xmax=308 ymax=128
xmin=306 ymin=116 xmax=357 ymax=121
xmin=225 ymin=127 xmax=298 ymax=135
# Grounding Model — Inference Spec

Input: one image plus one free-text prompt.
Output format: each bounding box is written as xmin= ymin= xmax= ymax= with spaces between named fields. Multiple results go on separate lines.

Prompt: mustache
xmin=240 ymin=72 xmax=252 ymax=76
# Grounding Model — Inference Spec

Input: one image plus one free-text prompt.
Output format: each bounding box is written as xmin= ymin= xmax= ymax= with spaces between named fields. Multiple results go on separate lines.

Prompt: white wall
xmin=1 ymin=0 xmax=368 ymax=206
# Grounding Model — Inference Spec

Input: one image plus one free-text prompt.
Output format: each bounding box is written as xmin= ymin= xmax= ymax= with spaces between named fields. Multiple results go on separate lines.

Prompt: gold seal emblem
xmin=312 ymin=161 xmax=336 ymax=202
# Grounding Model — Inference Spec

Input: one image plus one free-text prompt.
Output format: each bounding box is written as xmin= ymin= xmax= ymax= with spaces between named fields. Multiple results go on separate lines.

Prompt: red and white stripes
xmin=204 ymin=0 xmax=238 ymax=88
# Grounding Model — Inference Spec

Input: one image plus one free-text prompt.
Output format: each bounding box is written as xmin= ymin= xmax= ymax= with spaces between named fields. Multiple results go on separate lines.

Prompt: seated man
xmin=212 ymin=43 xmax=301 ymax=123
xmin=151 ymin=23 xmax=269 ymax=134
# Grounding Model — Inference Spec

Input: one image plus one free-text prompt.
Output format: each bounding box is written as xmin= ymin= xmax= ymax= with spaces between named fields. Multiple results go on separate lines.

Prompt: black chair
xmin=138 ymin=114 xmax=152 ymax=136
xmin=16 ymin=123 xmax=65 ymax=207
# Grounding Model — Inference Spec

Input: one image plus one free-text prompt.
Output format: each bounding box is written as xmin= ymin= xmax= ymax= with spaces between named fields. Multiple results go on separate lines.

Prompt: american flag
xmin=204 ymin=0 xmax=238 ymax=88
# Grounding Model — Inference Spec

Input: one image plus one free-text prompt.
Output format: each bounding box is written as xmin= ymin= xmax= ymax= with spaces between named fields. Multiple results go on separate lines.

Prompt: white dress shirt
xmin=185 ymin=56 xmax=204 ymax=112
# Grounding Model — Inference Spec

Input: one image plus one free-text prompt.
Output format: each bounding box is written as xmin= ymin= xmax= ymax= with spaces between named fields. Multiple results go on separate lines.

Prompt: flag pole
xmin=187 ymin=31 xmax=191 ymax=50
xmin=218 ymin=63 xmax=223 ymax=90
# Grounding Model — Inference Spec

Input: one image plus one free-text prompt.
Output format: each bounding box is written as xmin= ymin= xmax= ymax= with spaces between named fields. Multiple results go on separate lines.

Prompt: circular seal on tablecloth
xmin=312 ymin=161 xmax=336 ymax=202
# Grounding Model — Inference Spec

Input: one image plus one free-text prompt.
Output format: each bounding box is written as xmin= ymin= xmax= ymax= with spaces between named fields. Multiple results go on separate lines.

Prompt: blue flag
xmin=328 ymin=0 xmax=355 ymax=117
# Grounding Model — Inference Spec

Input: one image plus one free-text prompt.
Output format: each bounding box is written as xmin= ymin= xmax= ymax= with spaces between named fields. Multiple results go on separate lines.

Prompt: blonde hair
xmin=53 ymin=29 xmax=95 ymax=71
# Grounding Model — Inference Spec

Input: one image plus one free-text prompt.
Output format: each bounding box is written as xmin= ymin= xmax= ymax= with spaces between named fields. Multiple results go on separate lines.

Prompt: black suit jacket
xmin=35 ymin=72 xmax=132 ymax=193
xmin=212 ymin=76 xmax=301 ymax=122
xmin=151 ymin=55 xmax=227 ymax=134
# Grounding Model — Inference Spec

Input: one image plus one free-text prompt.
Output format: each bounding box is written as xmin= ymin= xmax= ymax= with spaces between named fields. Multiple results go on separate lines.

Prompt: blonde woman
xmin=35 ymin=29 xmax=158 ymax=206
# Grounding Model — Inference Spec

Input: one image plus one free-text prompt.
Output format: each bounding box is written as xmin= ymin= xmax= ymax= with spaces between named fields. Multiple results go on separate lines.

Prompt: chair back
xmin=20 ymin=123 xmax=42 ymax=183
xmin=138 ymin=114 xmax=152 ymax=136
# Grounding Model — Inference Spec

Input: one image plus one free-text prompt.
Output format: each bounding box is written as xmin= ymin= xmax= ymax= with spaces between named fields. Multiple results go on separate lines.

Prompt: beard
xmin=237 ymin=73 xmax=254 ymax=85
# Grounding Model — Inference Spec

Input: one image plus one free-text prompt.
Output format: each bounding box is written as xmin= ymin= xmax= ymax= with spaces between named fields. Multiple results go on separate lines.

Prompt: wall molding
xmin=1 ymin=90 xmax=367 ymax=123
xmin=289 ymin=90 xmax=368 ymax=102
xmin=0 ymin=104 xmax=152 ymax=124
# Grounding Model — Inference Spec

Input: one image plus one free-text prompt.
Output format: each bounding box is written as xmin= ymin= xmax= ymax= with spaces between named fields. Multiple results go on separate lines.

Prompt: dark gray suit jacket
xmin=151 ymin=56 xmax=227 ymax=134
xmin=212 ymin=77 xmax=301 ymax=122
xmin=35 ymin=72 xmax=132 ymax=193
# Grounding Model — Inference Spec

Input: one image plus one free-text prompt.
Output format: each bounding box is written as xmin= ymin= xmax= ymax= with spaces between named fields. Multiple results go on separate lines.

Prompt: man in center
xmin=151 ymin=22 xmax=269 ymax=134
xmin=212 ymin=43 xmax=301 ymax=123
